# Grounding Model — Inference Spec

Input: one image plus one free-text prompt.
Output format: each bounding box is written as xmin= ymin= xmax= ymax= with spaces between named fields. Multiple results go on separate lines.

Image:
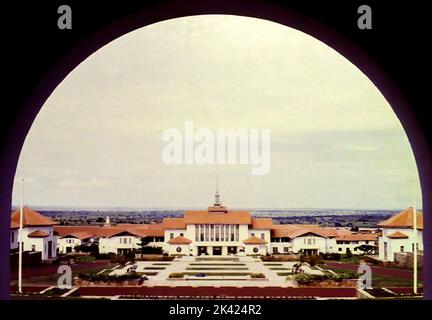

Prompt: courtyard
xmin=108 ymin=256 xmax=325 ymax=287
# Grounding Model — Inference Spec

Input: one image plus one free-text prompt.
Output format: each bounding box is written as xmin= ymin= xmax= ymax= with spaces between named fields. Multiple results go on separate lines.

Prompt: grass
xmin=23 ymin=263 xmax=116 ymax=285
xmin=277 ymin=272 xmax=293 ymax=276
xmin=326 ymin=267 xmax=420 ymax=288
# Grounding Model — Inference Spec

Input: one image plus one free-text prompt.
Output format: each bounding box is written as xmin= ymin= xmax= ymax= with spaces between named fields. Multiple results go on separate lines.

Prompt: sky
xmin=12 ymin=15 xmax=421 ymax=210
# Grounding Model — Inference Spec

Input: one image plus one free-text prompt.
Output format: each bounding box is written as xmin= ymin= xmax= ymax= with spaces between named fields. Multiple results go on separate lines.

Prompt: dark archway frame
xmin=0 ymin=0 xmax=430 ymax=299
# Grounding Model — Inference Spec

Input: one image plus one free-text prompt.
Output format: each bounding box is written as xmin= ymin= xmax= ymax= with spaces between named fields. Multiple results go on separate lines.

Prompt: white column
xmin=18 ymin=177 xmax=24 ymax=294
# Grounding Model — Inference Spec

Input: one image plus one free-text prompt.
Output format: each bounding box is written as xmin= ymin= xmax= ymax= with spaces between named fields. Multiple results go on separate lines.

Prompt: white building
xmin=10 ymin=207 xmax=57 ymax=261
xmin=161 ymin=190 xmax=272 ymax=256
xmin=52 ymin=190 xmax=382 ymax=257
xmin=378 ymin=208 xmax=423 ymax=261
xmin=58 ymin=232 xmax=96 ymax=254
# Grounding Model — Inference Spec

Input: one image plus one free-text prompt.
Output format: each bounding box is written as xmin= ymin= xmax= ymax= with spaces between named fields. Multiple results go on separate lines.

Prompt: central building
xmin=162 ymin=189 xmax=272 ymax=256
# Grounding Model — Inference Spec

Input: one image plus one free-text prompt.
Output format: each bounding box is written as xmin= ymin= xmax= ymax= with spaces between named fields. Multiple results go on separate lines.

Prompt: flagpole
xmin=412 ymin=179 xmax=418 ymax=295
xmin=18 ymin=177 xmax=24 ymax=294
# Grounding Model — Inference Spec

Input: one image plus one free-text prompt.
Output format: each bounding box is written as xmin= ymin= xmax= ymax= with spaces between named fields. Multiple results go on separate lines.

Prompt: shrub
xmin=169 ymin=273 xmax=184 ymax=278
xmin=140 ymin=247 xmax=163 ymax=254
xmin=362 ymin=255 xmax=381 ymax=265
xmin=300 ymin=255 xmax=323 ymax=266
xmin=319 ymin=253 xmax=341 ymax=261
xmin=75 ymin=255 xmax=95 ymax=263
xmin=294 ymin=271 xmax=358 ymax=284
xmin=251 ymin=273 xmax=265 ymax=278
xmin=78 ymin=272 xmax=141 ymax=282
xmin=92 ymin=253 xmax=116 ymax=260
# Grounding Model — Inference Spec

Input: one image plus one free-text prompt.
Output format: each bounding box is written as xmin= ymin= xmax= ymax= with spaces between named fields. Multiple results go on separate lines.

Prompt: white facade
xmin=18 ymin=226 xmax=57 ymax=260
xmin=99 ymin=234 xmax=141 ymax=254
xmin=379 ymin=227 xmax=423 ymax=261
xmin=164 ymin=223 xmax=272 ymax=256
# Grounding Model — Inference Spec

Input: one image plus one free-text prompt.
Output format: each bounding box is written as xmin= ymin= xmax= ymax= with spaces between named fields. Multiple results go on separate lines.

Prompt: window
xmin=31 ymin=245 xmax=35 ymax=251
xmin=170 ymin=233 xmax=174 ymax=240
xmin=180 ymin=233 xmax=184 ymax=237
xmin=400 ymin=246 xmax=404 ymax=252
xmin=11 ymin=232 xmax=14 ymax=243
xmin=129 ymin=238 xmax=131 ymax=244
xmin=273 ymin=247 xmax=279 ymax=253
xmin=253 ymin=247 xmax=259 ymax=253
xmin=261 ymin=233 xmax=265 ymax=240
xmin=176 ymin=247 xmax=182 ymax=253
xmin=251 ymin=233 xmax=255 ymax=237
xmin=338 ymin=248 xmax=342 ymax=252
xmin=215 ymin=226 xmax=219 ymax=241
xmin=283 ymin=247 xmax=289 ymax=253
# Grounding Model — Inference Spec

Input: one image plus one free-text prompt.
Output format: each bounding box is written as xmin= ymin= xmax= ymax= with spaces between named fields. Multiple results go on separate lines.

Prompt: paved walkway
xmin=111 ymin=256 xmax=323 ymax=287
xmin=325 ymin=261 xmax=423 ymax=280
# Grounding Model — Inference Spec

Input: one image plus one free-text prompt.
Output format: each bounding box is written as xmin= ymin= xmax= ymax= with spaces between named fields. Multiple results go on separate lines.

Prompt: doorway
xmin=213 ymin=246 xmax=222 ymax=255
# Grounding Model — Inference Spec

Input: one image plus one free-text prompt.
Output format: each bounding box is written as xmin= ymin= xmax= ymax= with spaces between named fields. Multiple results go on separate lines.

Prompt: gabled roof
xmin=11 ymin=207 xmax=58 ymax=227
xmin=168 ymin=235 xmax=192 ymax=244
xmin=54 ymin=224 xmax=165 ymax=238
xmin=335 ymin=234 xmax=377 ymax=241
xmin=378 ymin=208 xmax=423 ymax=230
xmin=271 ymin=224 xmax=326 ymax=238
xmin=251 ymin=218 xmax=273 ymax=230
xmin=184 ymin=210 xmax=252 ymax=225
xmin=60 ymin=232 xmax=94 ymax=240
xmin=243 ymin=236 xmax=267 ymax=244
xmin=28 ymin=230 xmax=50 ymax=238
xmin=387 ymin=231 xmax=409 ymax=239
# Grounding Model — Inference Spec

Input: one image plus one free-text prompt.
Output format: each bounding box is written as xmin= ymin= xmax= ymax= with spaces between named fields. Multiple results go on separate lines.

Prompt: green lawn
xmin=326 ymin=267 xmax=420 ymax=288
xmin=22 ymin=263 xmax=117 ymax=285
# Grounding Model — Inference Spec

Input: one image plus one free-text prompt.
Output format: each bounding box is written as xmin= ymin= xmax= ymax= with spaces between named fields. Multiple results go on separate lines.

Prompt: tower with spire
xmin=209 ymin=176 xmax=227 ymax=213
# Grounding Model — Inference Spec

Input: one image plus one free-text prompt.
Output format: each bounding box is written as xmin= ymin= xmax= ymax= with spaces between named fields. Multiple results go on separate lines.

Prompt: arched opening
xmin=0 ymin=0 xmax=430 ymax=299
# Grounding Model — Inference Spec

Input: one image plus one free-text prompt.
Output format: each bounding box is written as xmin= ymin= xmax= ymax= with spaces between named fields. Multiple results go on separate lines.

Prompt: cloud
xmin=13 ymin=15 xmax=421 ymax=209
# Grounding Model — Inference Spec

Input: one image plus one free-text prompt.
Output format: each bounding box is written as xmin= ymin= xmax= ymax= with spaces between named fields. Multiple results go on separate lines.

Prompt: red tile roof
xmin=251 ymin=218 xmax=273 ymax=229
xmin=271 ymin=224 xmax=327 ymax=238
xmin=243 ymin=236 xmax=267 ymax=244
xmin=11 ymin=221 xmax=20 ymax=229
xmin=54 ymin=223 xmax=165 ymax=238
xmin=387 ymin=231 xmax=409 ymax=239
xmin=60 ymin=232 xmax=94 ymax=240
xmin=168 ymin=235 xmax=192 ymax=244
xmin=28 ymin=230 xmax=50 ymax=238
xmin=378 ymin=208 xmax=423 ymax=230
xmin=11 ymin=207 xmax=58 ymax=227
xmin=335 ymin=234 xmax=377 ymax=241
xmin=184 ymin=210 xmax=252 ymax=225
xmin=162 ymin=218 xmax=186 ymax=230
